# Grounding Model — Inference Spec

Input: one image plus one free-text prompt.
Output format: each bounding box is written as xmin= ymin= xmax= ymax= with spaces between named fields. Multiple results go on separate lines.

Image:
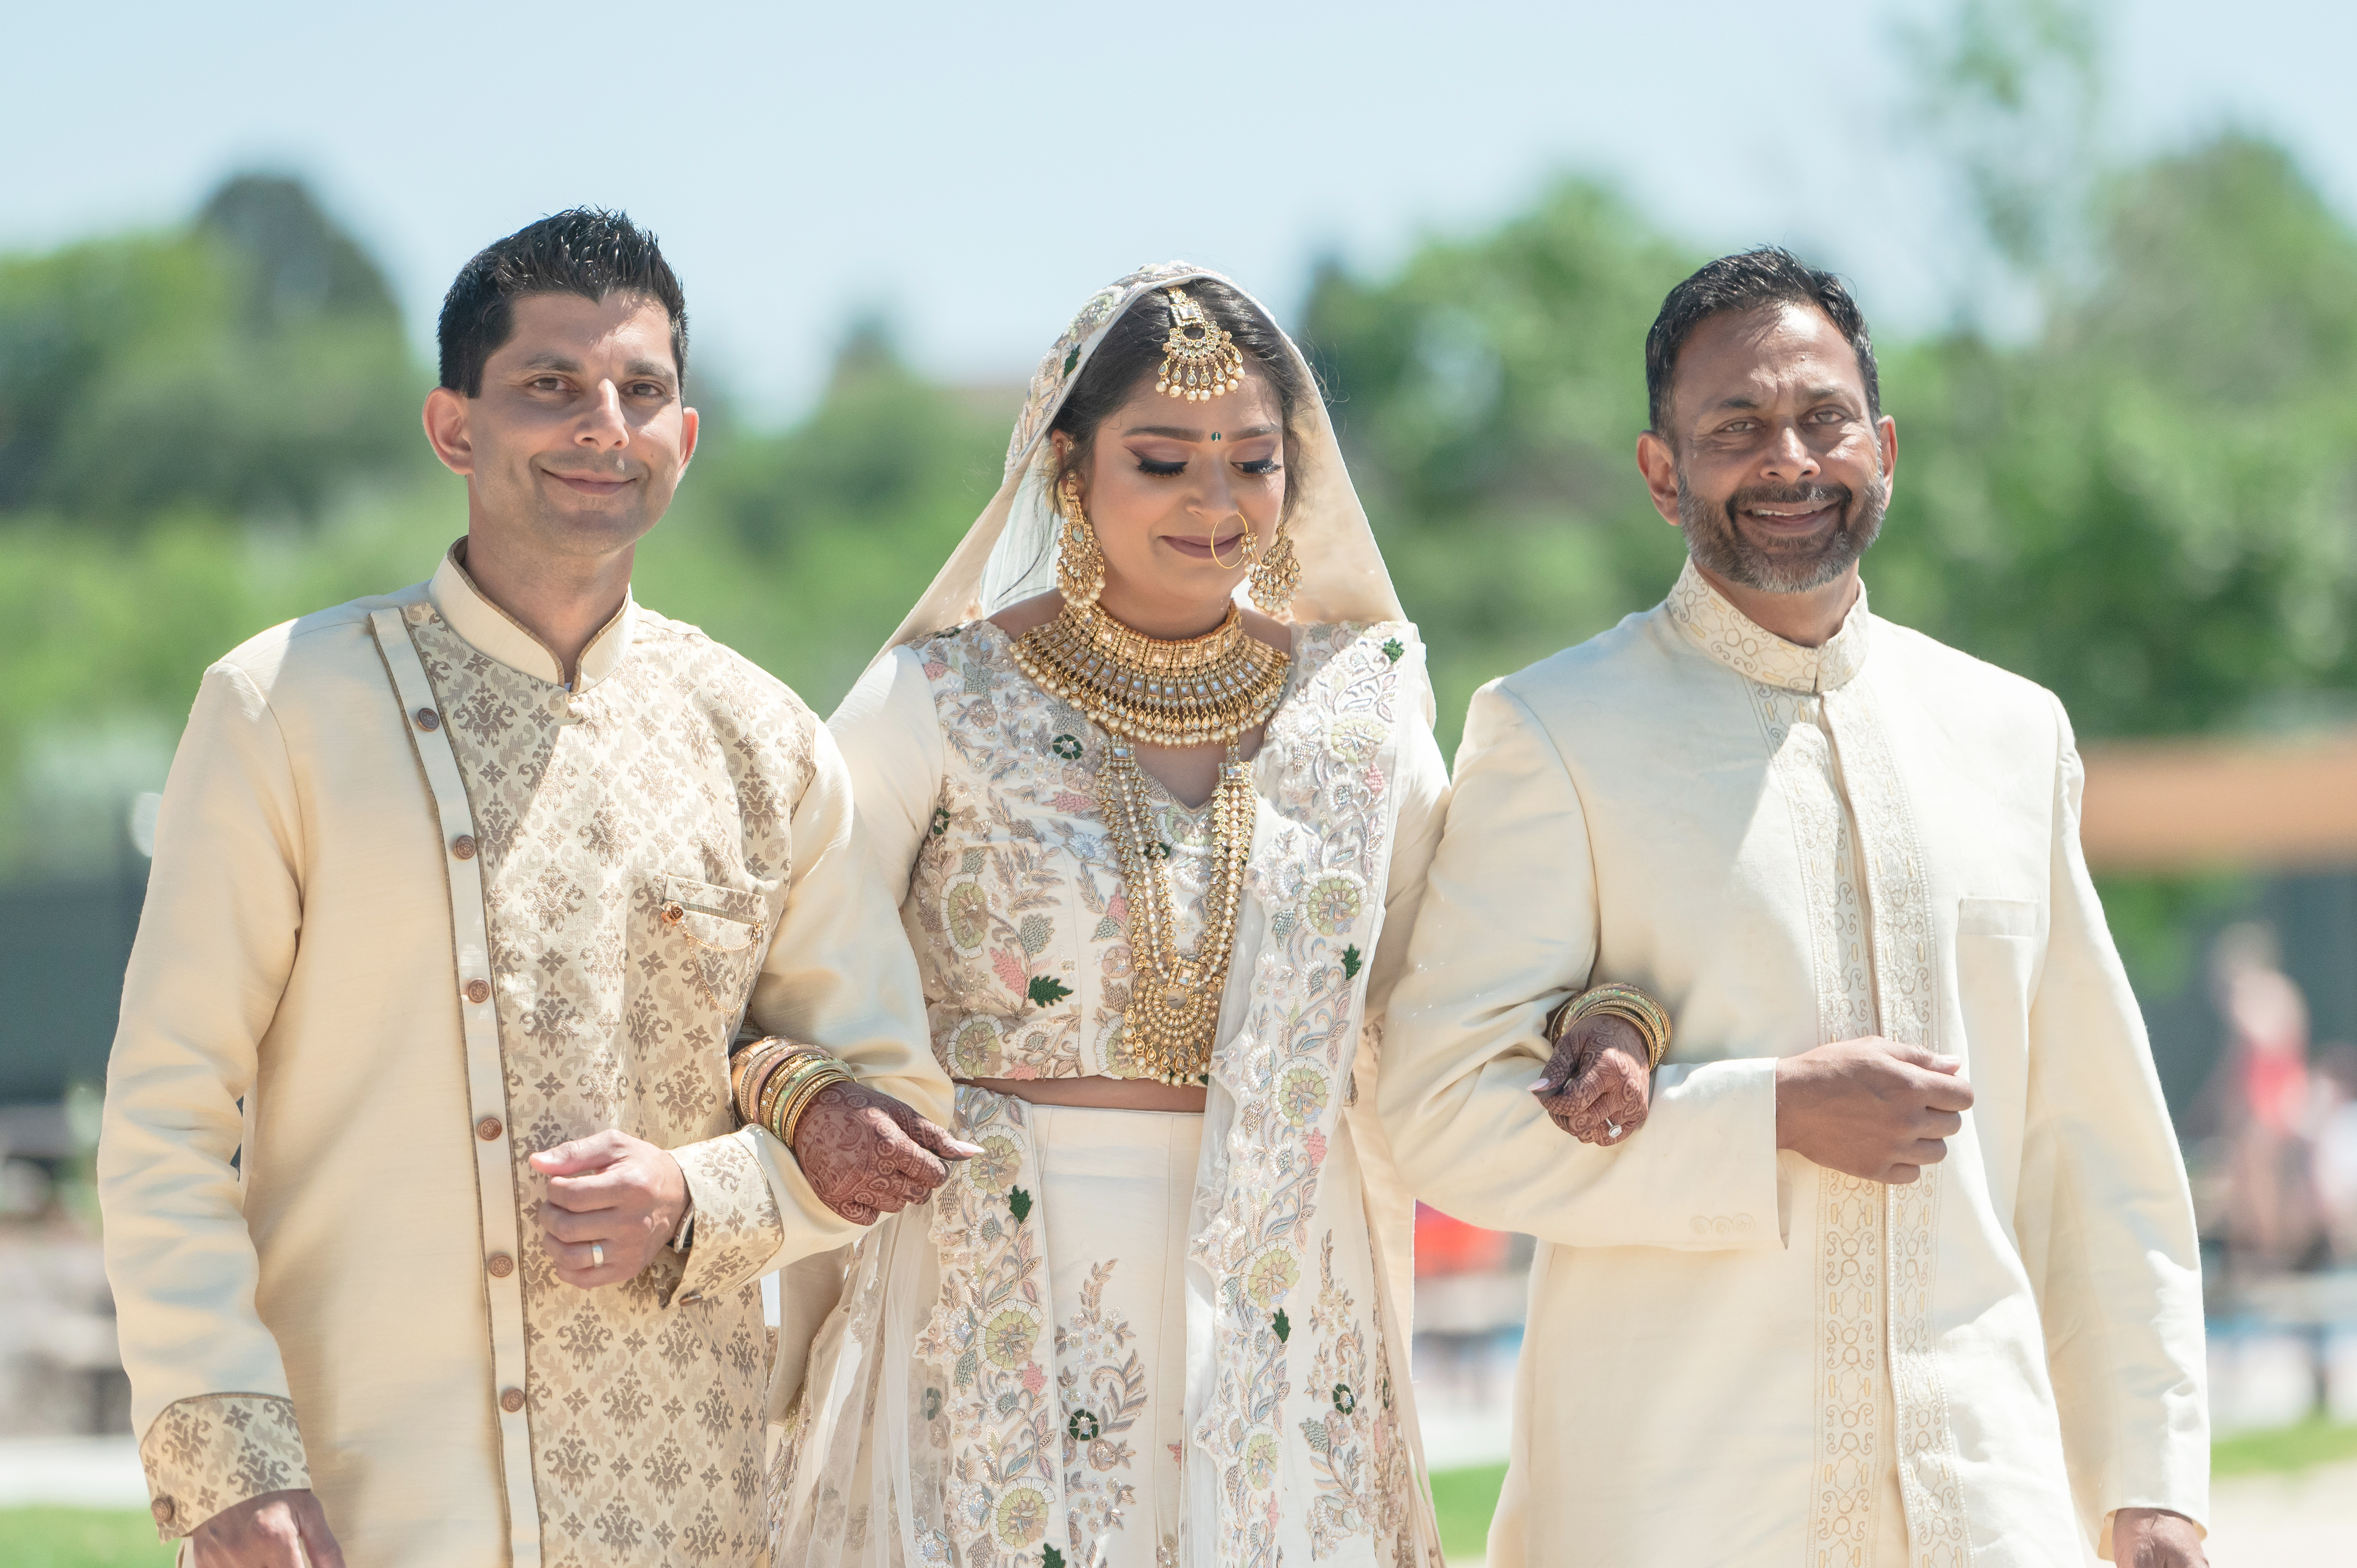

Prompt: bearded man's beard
xmin=1676 ymin=465 xmax=1889 ymax=594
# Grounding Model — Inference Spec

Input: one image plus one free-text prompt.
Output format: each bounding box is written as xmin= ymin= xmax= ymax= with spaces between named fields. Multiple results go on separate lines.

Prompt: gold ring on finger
xmin=590 ymin=1241 xmax=605 ymax=1269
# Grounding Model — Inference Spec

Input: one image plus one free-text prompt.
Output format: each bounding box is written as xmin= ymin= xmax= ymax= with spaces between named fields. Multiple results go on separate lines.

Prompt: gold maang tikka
xmin=1155 ymin=288 xmax=1245 ymax=402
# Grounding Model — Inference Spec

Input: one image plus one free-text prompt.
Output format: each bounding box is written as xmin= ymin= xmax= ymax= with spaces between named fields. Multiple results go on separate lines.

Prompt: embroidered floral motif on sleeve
xmin=138 ymin=1393 xmax=309 ymax=1541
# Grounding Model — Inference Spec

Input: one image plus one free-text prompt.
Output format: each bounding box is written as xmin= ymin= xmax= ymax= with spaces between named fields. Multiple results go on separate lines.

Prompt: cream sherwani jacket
xmin=1381 ymin=564 xmax=2205 ymax=1568
xmin=98 ymin=545 xmax=948 ymax=1566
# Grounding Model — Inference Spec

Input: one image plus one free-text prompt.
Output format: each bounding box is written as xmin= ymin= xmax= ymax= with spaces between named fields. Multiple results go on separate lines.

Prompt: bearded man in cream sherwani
xmin=1382 ymin=249 xmax=2207 ymax=1567
xmin=99 ymin=210 xmax=968 ymax=1568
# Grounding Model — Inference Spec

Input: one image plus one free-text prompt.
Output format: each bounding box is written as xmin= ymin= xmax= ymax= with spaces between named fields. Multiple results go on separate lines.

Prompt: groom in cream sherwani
xmin=1382 ymin=249 xmax=2207 ymax=1566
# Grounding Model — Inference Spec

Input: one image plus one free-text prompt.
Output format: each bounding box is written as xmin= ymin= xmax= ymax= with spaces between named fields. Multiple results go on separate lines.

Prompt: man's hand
xmin=530 ymin=1130 xmax=689 ymax=1289
xmin=2111 ymin=1507 xmax=2206 ymax=1565
xmin=793 ymin=1082 xmax=981 ymax=1225
xmin=1774 ymin=1037 xmax=1973 ymax=1183
xmin=188 ymin=1488 xmax=344 ymax=1568
xmin=1530 ymin=1013 xmax=1652 ymax=1146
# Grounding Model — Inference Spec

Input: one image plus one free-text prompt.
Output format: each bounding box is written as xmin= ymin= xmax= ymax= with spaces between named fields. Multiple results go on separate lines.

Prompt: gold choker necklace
xmin=1012 ymin=598 xmax=1290 ymax=748
xmin=1012 ymin=598 xmax=1290 ymax=1083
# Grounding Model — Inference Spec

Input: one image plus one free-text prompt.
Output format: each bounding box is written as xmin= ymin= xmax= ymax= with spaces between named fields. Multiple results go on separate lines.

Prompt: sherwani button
xmin=487 ymin=1252 xmax=514 ymax=1278
xmin=477 ymin=1116 xmax=503 ymax=1141
xmin=150 ymin=1496 xmax=176 ymax=1526
xmin=450 ymin=835 xmax=477 ymax=860
xmin=413 ymin=707 xmax=441 ymax=731
xmin=465 ymin=978 xmax=492 ymax=1005
xmin=500 ymin=1386 xmax=526 ymax=1413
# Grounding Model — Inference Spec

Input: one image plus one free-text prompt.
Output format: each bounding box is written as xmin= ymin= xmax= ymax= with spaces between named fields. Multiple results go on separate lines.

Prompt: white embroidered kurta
xmin=1381 ymin=564 xmax=2207 ymax=1567
xmin=99 ymin=546 xmax=949 ymax=1565
xmin=772 ymin=619 xmax=1450 ymax=1568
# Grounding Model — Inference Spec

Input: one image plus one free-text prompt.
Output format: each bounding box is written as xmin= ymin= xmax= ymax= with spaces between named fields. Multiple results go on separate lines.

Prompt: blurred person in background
xmin=97 ymin=209 xmax=966 ymax=1567
xmin=769 ymin=265 xmax=1632 ymax=1568
xmin=1384 ymin=249 xmax=2207 ymax=1566
xmin=2200 ymin=922 xmax=2324 ymax=1275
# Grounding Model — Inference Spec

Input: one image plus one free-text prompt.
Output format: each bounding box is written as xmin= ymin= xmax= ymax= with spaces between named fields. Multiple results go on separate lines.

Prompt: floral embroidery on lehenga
xmin=1059 ymin=1261 xmax=1149 ymax=1560
xmin=776 ymin=618 xmax=1440 ymax=1568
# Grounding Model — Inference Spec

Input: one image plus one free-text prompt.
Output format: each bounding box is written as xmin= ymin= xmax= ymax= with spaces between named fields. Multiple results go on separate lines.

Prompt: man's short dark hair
xmin=1644 ymin=247 xmax=1878 ymax=435
xmin=437 ymin=208 xmax=688 ymax=396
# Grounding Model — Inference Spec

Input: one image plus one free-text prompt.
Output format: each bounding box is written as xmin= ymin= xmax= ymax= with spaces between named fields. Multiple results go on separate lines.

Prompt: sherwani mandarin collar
xmin=426 ymin=537 xmax=635 ymax=691
xmin=1663 ymin=558 xmax=1871 ymax=694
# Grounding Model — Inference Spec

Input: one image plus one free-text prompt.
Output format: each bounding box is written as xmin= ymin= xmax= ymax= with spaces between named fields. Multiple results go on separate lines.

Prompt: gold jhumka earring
xmin=1248 ymin=520 xmax=1301 ymax=612
xmin=1056 ymin=472 xmax=1106 ymax=605
xmin=1155 ymin=288 xmax=1244 ymax=402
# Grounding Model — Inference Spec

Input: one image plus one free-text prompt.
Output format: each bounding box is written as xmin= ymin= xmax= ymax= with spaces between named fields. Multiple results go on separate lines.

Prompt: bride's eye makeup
xmin=1135 ymin=456 xmax=1187 ymax=477
xmin=1237 ymin=457 xmax=1280 ymax=475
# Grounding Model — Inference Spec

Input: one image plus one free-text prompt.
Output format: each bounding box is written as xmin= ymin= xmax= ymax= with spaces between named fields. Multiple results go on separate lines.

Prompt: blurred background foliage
xmin=2 ymin=1 xmax=2353 ymax=1000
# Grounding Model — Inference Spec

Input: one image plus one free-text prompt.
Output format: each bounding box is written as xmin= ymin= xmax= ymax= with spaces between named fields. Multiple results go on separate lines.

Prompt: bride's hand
xmin=1529 ymin=1013 xmax=1652 ymax=1146
xmin=790 ymin=1083 xmax=984 ymax=1225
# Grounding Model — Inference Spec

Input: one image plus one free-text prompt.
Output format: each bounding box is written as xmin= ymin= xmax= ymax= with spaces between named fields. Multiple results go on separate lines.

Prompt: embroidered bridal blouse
xmin=775 ymin=614 xmax=1450 ymax=1567
xmin=98 ymin=546 xmax=947 ymax=1566
xmin=1382 ymin=564 xmax=2208 ymax=1567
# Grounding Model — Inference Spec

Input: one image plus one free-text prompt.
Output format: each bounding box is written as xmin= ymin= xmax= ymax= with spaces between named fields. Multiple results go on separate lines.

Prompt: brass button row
xmin=413 ymin=707 xmax=440 ymax=732
xmin=450 ymin=834 xmax=476 ymax=860
xmin=477 ymin=1116 xmax=503 ymax=1141
xmin=487 ymin=1251 xmax=514 ymax=1278
xmin=500 ymin=1387 xmax=526 ymax=1414
xmin=464 ymin=978 xmax=491 ymax=1005
xmin=150 ymin=1496 xmax=176 ymax=1526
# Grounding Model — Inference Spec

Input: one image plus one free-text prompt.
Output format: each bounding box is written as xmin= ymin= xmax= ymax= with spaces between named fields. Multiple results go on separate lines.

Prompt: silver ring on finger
xmin=590 ymin=1241 xmax=605 ymax=1270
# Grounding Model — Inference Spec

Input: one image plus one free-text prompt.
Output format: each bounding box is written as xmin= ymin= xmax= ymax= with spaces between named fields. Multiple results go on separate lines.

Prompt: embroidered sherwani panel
xmin=1382 ymin=564 xmax=2207 ymax=1567
xmin=99 ymin=548 xmax=948 ymax=1565
xmin=772 ymin=621 xmax=1451 ymax=1568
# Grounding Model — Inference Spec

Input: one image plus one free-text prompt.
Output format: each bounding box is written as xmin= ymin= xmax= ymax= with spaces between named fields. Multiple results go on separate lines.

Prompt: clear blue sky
xmin=10 ymin=0 xmax=2354 ymax=418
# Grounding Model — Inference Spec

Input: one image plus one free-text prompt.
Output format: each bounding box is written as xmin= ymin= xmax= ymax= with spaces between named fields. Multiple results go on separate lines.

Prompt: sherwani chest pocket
xmin=647 ymin=873 xmax=770 ymax=1028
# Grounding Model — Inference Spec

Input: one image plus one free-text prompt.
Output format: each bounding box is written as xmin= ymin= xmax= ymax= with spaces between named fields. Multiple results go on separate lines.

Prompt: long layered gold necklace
xmin=1014 ymin=597 xmax=1291 ymax=1083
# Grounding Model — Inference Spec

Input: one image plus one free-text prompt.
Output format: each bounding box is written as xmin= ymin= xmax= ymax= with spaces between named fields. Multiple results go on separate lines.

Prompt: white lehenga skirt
xmin=772 ymin=1100 xmax=1205 ymax=1568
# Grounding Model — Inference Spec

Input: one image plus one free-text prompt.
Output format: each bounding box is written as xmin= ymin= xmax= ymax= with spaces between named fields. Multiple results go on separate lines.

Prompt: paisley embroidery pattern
xmin=408 ymin=606 xmax=809 ymax=1566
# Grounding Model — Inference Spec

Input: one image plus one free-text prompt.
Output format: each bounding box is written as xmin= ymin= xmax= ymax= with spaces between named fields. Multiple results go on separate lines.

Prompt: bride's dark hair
xmin=1047 ymin=279 xmax=1315 ymax=522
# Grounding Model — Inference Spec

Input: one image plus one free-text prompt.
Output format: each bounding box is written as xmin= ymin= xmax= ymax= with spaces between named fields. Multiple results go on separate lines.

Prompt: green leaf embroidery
xmin=1009 ymin=1186 xmax=1033 ymax=1223
xmin=1381 ymin=637 xmax=1405 ymax=663
xmin=1028 ymin=974 xmax=1073 ymax=1007
xmin=930 ymin=805 xmax=951 ymax=837
xmin=1051 ymin=732 xmax=1084 ymax=760
xmin=1273 ymin=1307 xmax=1291 ymax=1343
xmin=1061 ymin=345 xmax=1081 ymax=378
xmin=1046 ymin=1549 xmax=1070 ymax=1568
xmin=1332 ymin=1382 xmax=1356 ymax=1414
xmin=1341 ymin=944 xmax=1362 ymax=980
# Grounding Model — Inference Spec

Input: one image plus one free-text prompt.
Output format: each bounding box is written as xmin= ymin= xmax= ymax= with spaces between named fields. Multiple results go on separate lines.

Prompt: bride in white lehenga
xmin=769 ymin=265 xmax=1450 ymax=1568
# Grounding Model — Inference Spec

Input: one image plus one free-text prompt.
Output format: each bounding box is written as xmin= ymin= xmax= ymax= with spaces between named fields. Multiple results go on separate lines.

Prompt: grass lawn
xmin=0 ymin=1507 xmax=173 ymax=1568
xmin=2210 ymin=1417 xmax=2357 ymax=1477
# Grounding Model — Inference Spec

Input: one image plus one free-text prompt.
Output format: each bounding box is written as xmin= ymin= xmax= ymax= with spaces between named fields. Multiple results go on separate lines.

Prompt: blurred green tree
xmin=0 ymin=172 xmax=423 ymax=525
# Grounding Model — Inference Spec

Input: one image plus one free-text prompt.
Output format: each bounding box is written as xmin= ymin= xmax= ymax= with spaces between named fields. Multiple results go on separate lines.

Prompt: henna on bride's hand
xmin=1530 ymin=1014 xmax=1654 ymax=1146
xmin=789 ymin=1082 xmax=981 ymax=1225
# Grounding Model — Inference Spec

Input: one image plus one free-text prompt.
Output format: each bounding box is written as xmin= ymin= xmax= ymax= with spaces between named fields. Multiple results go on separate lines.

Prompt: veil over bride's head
xmin=876 ymin=263 xmax=1405 ymax=660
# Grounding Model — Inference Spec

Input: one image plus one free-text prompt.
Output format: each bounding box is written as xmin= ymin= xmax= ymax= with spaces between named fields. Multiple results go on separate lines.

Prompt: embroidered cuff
xmin=669 ymin=1127 xmax=787 ymax=1306
xmin=138 ymin=1392 xmax=310 ymax=1541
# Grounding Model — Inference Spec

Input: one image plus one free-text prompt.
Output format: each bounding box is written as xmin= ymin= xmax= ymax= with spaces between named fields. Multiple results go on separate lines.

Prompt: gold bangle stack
xmin=730 ymin=1038 xmax=855 ymax=1148
xmin=1547 ymin=982 xmax=1672 ymax=1070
